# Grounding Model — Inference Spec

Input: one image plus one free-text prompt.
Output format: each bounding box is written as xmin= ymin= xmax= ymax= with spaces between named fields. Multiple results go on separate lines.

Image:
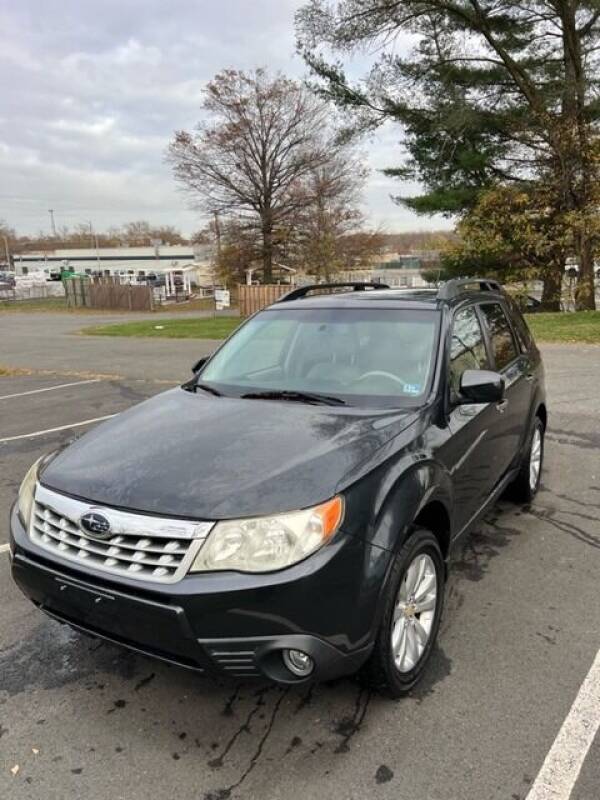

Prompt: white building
xmin=13 ymin=244 xmax=215 ymax=288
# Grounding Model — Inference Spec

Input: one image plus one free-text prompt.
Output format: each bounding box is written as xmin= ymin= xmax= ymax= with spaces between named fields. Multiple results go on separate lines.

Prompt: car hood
xmin=41 ymin=388 xmax=418 ymax=519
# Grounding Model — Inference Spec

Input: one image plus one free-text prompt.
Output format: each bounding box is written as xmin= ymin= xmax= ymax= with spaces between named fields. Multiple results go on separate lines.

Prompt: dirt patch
xmin=0 ymin=365 xmax=31 ymax=377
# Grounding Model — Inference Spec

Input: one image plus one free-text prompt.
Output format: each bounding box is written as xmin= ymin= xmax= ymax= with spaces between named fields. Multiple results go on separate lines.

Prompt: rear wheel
xmin=508 ymin=417 xmax=544 ymax=503
xmin=363 ymin=529 xmax=444 ymax=698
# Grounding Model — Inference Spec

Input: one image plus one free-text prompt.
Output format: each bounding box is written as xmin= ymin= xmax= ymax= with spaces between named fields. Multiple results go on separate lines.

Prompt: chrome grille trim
xmin=29 ymin=484 xmax=213 ymax=584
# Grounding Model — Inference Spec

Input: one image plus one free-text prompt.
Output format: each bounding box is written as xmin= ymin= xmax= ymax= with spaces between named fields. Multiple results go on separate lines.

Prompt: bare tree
xmin=167 ymin=69 xmax=339 ymax=283
xmin=288 ymin=150 xmax=381 ymax=279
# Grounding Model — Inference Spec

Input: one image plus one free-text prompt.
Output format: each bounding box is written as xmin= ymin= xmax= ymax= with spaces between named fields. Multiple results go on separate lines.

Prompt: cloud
xmin=48 ymin=117 xmax=117 ymax=137
xmin=1 ymin=0 xmax=451 ymax=235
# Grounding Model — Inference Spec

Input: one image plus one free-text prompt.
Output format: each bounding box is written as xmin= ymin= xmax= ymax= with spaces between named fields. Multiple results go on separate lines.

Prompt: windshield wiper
xmin=194 ymin=381 xmax=222 ymax=397
xmin=241 ymin=389 xmax=346 ymax=406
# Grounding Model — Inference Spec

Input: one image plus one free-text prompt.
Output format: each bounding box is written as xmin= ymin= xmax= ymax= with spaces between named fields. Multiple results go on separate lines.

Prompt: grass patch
xmin=160 ymin=298 xmax=217 ymax=313
xmin=80 ymin=309 xmax=600 ymax=344
xmin=526 ymin=311 xmax=600 ymax=344
xmin=0 ymin=296 xmax=70 ymax=313
xmin=0 ymin=365 xmax=30 ymax=376
xmin=80 ymin=316 xmax=242 ymax=339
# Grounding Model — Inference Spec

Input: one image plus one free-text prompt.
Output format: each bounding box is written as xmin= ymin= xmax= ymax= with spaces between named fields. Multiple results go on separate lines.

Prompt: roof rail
xmin=437 ymin=278 xmax=502 ymax=300
xmin=276 ymin=282 xmax=390 ymax=303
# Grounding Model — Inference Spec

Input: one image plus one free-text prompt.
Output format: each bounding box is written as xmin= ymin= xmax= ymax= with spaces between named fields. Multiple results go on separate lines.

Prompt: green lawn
xmin=525 ymin=311 xmax=600 ymax=344
xmin=80 ymin=316 xmax=242 ymax=339
xmin=79 ymin=310 xmax=600 ymax=344
xmin=0 ymin=296 xmax=70 ymax=313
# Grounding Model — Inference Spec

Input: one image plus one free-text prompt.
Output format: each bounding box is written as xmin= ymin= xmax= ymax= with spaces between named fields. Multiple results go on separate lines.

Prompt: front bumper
xmin=10 ymin=505 xmax=389 ymax=684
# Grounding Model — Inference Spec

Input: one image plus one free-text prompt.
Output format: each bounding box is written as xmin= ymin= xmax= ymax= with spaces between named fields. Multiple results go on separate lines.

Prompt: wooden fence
xmin=65 ymin=277 xmax=155 ymax=311
xmin=237 ymin=284 xmax=293 ymax=316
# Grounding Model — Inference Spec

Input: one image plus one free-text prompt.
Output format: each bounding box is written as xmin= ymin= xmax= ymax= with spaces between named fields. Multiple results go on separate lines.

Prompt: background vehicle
xmin=0 ymin=270 xmax=16 ymax=290
xmin=142 ymin=272 xmax=166 ymax=287
xmin=10 ymin=279 xmax=546 ymax=697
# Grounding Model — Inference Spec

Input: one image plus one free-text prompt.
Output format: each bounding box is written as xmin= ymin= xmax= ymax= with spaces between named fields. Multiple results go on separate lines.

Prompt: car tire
xmin=508 ymin=416 xmax=545 ymax=504
xmin=362 ymin=529 xmax=444 ymax=698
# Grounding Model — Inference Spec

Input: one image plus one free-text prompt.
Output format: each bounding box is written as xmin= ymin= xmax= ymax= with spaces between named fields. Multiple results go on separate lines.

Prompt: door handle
xmin=496 ymin=399 xmax=509 ymax=413
xmin=525 ymin=373 xmax=535 ymax=382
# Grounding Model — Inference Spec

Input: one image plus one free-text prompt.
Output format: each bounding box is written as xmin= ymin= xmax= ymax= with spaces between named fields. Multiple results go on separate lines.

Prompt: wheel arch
xmin=412 ymin=500 xmax=452 ymax=560
xmin=536 ymin=402 xmax=548 ymax=430
xmin=360 ymin=457 xmax=453 ymax=557
xmin=362 ymin=461 xmax=453 ymax=634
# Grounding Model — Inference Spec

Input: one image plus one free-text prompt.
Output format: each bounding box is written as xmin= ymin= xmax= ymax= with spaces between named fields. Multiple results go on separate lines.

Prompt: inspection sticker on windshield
xmin=403 ymin=383 xmax=421 ymax=395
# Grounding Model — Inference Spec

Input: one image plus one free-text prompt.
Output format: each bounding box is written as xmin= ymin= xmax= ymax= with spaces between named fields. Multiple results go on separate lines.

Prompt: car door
xmin=477 ymin=301 xmax=532 ymax=478
xmin=440 ymin=304 xmax=503 ymax=533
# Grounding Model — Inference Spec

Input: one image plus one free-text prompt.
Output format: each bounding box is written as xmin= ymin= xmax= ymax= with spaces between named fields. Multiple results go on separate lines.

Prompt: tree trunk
xmin=560 ymin=4 xmax=596 ymax=311
xmin=261 ymin=212 xmax=273 ymax=284
xmin=540 ymin=266 xmax=563 ymax=311
xmin=574 ymin=232 xmax=596 ymax=311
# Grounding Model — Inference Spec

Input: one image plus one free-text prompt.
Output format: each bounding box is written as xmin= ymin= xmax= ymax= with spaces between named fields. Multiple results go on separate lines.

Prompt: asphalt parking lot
xmin=1 ymin=330 xmax=599 ymax=800
xmin=0 ymin=311 xmax=222 ymax=381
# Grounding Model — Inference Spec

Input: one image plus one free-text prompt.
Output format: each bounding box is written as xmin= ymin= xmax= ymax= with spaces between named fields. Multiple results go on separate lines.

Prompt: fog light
xmin=282 ymin=649 xmax=314 ymax=677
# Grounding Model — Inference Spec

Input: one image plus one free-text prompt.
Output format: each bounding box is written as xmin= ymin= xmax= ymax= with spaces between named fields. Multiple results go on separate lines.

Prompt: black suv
xmin=10 ymin=279 xmax=546 ymax=696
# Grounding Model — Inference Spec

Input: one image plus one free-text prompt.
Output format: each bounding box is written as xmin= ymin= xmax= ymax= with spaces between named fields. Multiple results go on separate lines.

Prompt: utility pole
xmin=48 ymin=209 xmax=57 ymax=237
xmin=2 ymin=234 xmax=11 ymax=270
xmin=213 ymin=212 xmax=222 ymax=257
xmin=86 ymin=221 xmax=100 ymax=268
xmin=151 ymin=238 xmax=162 ymax=290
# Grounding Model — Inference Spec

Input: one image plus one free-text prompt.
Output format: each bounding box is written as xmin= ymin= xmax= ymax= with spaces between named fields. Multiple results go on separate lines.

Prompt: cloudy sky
xmin=1 ymin=0 xmax=450 ymax=237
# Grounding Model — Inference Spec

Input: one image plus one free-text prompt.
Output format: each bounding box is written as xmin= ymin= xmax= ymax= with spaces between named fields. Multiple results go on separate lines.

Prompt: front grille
xmin=30 ymin=484 xmax=213 ymax=584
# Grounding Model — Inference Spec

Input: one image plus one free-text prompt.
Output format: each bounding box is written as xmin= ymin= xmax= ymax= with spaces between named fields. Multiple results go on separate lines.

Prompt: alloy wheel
xmin=391 ymin=553 xmax=438 ymax=673
xmin=529 ymin=427 xmax=542 ymax=491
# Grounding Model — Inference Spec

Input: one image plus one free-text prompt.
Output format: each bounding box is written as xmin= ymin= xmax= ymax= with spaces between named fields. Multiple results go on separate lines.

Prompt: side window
xmin=479 ymin=303 xmax=518 ymax=370
xmin=449 ymin=306 xmax=489 ymax=394
xmin=505 ymin=298 xmax=533 ymax=353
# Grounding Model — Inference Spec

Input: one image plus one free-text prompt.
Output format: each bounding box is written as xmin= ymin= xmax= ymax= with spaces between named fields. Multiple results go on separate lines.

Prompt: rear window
xmin=479 ymin=303 xmax=518 ymax=370
xmin=505 ymin=297 xmax=534 ymax=352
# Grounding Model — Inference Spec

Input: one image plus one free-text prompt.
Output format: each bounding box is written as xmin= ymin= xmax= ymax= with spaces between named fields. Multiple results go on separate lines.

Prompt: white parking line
xmin=0 ymin=378 xmax=101 ymax=401
xmin=526 ymin=648 xmax=600 ymax=800
xmin=0 ymin=543 xmax=10 ymax=554
xmin=0 ymin=414 xmax=116 ymax=444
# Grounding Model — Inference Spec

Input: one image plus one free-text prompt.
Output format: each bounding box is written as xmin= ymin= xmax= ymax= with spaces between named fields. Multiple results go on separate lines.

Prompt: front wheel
xmin=508 ymin=417 xmax=544 ymax=503
xmin=363 ymin=529 xmax=444 ymax=698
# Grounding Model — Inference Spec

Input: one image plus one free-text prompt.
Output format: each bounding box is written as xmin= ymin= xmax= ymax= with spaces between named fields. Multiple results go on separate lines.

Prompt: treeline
xmin=0 ymin=219 xmax=201 ymax=254
xmin=379 ymin=232 xmax=458 ymax=254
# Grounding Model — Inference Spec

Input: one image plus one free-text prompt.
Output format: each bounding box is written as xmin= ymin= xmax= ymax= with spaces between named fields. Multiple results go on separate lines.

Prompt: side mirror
xmin=459 ymin=369 xmax=505 ymax=404
xmin=192 ymin=356 xmax=210 ymax=374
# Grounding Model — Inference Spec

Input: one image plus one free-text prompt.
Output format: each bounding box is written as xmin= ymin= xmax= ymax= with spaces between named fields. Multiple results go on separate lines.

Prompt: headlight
xmin=190 ymin=496 xmax=344 ymax=574
xmin=17 ymin=457 xmax=42 ymax=528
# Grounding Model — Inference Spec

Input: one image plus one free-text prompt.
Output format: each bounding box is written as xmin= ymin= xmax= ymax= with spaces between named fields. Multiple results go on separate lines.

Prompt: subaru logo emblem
xmin=80 ymin=511 xmax=112 ymax=539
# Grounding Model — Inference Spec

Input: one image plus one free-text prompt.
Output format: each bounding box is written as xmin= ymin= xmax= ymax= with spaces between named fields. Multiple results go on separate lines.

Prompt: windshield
xmin=199 ymin=307 xmax=440 ymax=407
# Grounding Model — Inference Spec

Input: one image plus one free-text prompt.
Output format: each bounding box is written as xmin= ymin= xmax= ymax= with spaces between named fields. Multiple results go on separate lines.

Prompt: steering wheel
xmin=355 ymin=371 xmax=408 ymax=390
